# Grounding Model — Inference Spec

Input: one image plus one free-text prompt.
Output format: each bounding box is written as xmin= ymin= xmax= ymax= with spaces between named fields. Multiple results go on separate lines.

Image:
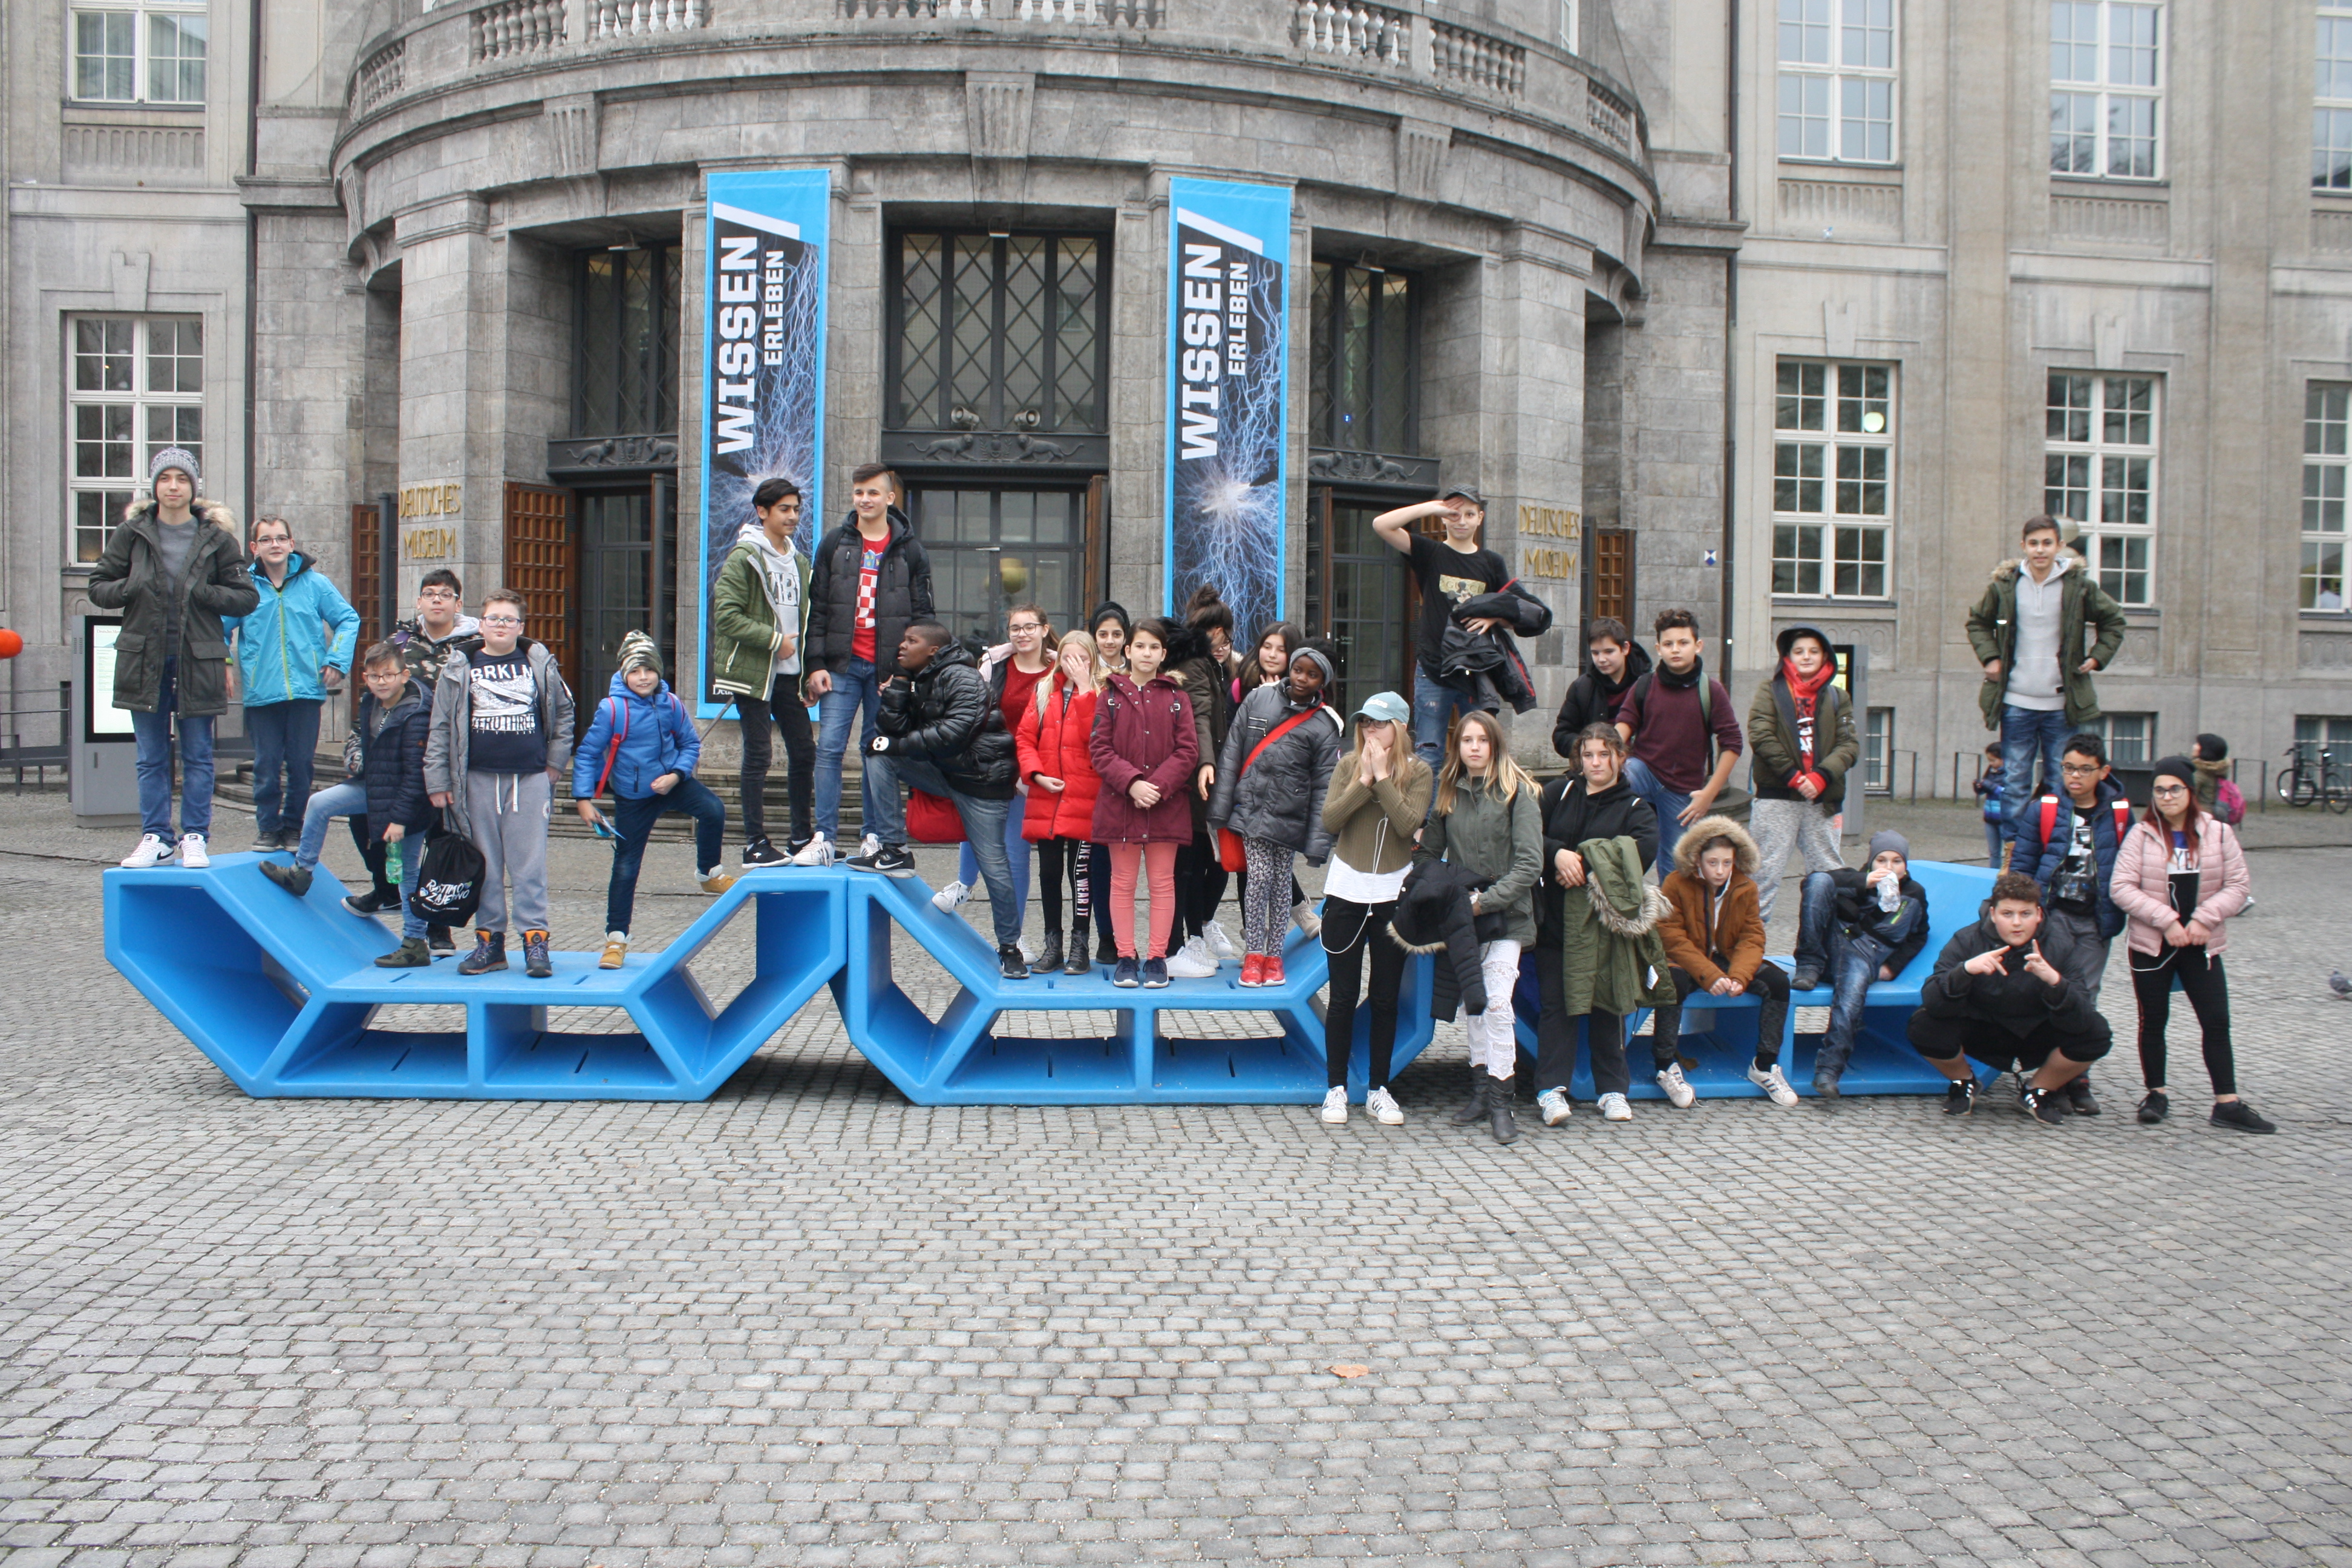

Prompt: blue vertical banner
xmin=697 ymin=168 xmax=829 ymax=717
xmin=1163 ymin=177 xmax=1290 ymax=633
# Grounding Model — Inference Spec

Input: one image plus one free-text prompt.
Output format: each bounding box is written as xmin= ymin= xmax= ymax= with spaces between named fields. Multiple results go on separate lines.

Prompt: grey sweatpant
xmin=466 ymin=769 xmax=552 ymax=933
xmin=1749 ymin=797 xmax=1846 ymax=921
xmin=2042 ymin=905 xmax=2112 ymax=1007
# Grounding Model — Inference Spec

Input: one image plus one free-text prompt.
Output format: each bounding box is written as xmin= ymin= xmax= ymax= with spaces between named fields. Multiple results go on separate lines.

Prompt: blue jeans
xmin=1999 ymin=705 xmax=2076 ymax=857
xmin=246 ymin=698 xmax=322 ymax=837
xmin=867 ymin=754 xmax=1021 ymax=949
xmin=299 ymin=780 xmax=425 ymax=939
xmin=130 ymin=656 xmax=215 ymax=840
xmin=1622 ymin=756 xmax=1696 ymax=866
xmin=606 ymin=777 xmax=727 ymax=936
xmin=1793 ymin=871 xmax=1893 ymax=1078
xmin=814 ymin=658 xmax=881 ymax=842
xmin=1411 ymin=673 xmax=1476 ymax=773
xmin=959 ymin=791 xmax=1031 ymax=911
xmin=1985 ymin=822 xmax=2006 ymax=866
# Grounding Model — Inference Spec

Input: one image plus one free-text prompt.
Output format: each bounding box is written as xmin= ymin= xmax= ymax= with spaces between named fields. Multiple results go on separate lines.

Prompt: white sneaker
xmin=858 ymin=833 xmax=881 ymax=860
xmin=1292 ymin=900 xmax=1322 ymax=940
xmin=932 ymin=880 xmax=970 ymax=913
xmin=1656 ymin=1062 xmax=1696 ymax=1108
xmin=1165 ymin=938 xmax=1218 ymax=979
xmin=1202 ymin=921 xmax=1240 ymax=962
xmin=1537 ymin=1086 xmax=1572 ymax=1126
xmin=1321 ymin=1086 xmax=1348 ymax=1124
xmin=1747 ymin=1061 xmax=1800 ymax=1107
xmin=1367 ymin=1086 xmax=1405 ymax=1125
xmin=119 ymin=833 xmax=174 ymax=869
xmin=177 ymin=834 xmax=210 ymax=868
xmin=1598 ymin=1091 xmax=1634 ymax=1122
xmin=790 ymin=835 xmax=836 ymax=867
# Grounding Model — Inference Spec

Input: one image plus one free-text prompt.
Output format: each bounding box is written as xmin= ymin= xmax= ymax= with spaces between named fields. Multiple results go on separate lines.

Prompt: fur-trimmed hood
xmin=1589 ymin=874 xmax=1671 ymax=939
xmin=1988 ymin=550 xmax=2080 ymax=585
xmin=1669 ymin=814 xmax=1760 ymax=882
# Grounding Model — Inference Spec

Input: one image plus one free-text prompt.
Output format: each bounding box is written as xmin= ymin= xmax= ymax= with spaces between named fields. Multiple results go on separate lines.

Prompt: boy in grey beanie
xmin=1789 ymin=828 xmax=1930 ymax=1096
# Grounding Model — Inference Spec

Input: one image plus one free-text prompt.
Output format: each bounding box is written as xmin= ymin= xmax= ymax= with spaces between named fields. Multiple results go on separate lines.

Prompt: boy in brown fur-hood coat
xmin=1651 ymin=815 xmax=1800 ymax=1106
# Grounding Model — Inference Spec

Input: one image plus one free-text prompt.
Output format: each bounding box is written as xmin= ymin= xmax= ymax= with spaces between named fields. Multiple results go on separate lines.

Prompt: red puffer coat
xmin=1017 ymin=677 xmax=1103 ymax=841
xmin=1089 ymin=671 xmax=1198 ymax=844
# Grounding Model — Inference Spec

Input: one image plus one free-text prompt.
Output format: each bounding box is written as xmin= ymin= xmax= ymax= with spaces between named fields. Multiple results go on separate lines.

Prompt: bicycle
xmin=2279 ymin=743 xmax=2352 ymax=812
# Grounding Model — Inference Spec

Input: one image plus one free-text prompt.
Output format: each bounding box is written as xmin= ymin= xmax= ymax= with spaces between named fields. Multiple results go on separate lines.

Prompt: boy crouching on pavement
xmin=425 ymin=589 xmax=574 ymax=979
xmin=1650 ymin=815 xmax=1799 ymax=1106
xmin=573 ymin=632 xmax=738 ymax=970
xmin=260 ymin=641 xmax=438 ymax=968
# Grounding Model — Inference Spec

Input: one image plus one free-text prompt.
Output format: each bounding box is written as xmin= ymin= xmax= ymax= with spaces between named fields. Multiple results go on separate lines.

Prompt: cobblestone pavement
xmin=4 ymin=791 xmax=2350 ymax=1566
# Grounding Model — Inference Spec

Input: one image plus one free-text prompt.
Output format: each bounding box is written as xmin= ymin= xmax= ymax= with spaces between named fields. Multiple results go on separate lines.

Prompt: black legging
xmin=1037 ymin=837 xmax=1092 ymax=938
xmin=1534 ymin=945 xmax=1633 ymax=1097
xmin=2132 ymin=950 xmax=2235 ymax=1096
xmin=1177 ymin=832 xmax=1227 ymax=943
xmin=1322 ymin=897 xmax=1405 ymax=1089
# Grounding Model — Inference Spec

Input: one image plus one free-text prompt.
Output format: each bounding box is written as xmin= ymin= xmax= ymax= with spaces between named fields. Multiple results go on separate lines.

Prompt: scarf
xmin=1656 ymin=654 xmax=1703 ymax=690
xmin=1782 ymin=657 xmax=1837 ymax=792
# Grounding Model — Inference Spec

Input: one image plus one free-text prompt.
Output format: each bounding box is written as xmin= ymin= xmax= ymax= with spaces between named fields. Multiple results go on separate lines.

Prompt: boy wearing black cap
xmin=1371 ymin=485 xmax=1512 ymax=770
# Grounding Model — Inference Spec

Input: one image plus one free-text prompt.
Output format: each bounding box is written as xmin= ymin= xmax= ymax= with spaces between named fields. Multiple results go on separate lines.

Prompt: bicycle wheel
xmin=2283 ymin=765 xmax=2320 ymax=808
xmin=2332 ymin=774 xmax=2352 ymax=815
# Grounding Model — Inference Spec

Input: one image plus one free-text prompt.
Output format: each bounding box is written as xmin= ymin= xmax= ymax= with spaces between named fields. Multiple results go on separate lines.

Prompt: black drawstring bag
xmin=409 ymin=828 xmax=485 ymax=927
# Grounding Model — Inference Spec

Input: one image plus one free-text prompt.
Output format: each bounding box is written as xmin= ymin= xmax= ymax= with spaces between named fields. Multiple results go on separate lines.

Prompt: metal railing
xmin=1 ymin=682 xmax=71 ymax=792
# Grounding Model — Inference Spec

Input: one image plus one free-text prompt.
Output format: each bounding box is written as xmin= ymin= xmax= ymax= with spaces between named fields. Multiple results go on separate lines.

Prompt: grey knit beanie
xmin=1867 ymin=829 xmax=1910 ymax=864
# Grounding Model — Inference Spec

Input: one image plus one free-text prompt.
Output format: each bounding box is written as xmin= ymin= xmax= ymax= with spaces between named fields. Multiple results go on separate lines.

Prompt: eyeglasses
xmin=480 ymin=615 xmax=523 ymax=627
xmin=1008 ymin=622 xmax=1044 ymax=634
xmin=2151 ymin=784 xmax=2188 ymax=797
xmin=2059 ymin=762 xmax=2102 ymax=776
xmin=419 ymin=589 xmax=459 ymax=601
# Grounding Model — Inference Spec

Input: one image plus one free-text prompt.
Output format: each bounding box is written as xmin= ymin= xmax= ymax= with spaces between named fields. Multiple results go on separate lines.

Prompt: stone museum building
xmin=8 ymin=0 xmax=2352 ymax=788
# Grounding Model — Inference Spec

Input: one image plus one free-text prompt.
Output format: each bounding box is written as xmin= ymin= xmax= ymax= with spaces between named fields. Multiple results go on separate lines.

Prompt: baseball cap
xmin=1354 ymin=691 xmax=1410 ymax=725
xmin=1440 ymin=483 xmax=1486 ymax=509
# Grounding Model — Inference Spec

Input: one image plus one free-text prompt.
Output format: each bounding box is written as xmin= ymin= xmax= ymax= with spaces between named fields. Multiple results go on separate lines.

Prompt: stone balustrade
xmin=472 ymin=0 xmax=569 ymax=62
xmin=1292 ymin=0 xmax=1412 ymax=68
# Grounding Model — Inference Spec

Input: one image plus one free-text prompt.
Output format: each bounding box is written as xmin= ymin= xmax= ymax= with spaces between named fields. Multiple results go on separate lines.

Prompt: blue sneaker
xmin=1111 ymin=956 xmax=1140 ymax=988
xmin=1141 ymin=956 xmax=1169 ymax=988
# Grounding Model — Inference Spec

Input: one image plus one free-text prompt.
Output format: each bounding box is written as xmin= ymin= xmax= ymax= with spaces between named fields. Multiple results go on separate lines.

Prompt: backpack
xmin=410 ymin=830 xmax=486 ymax=927
xmin=2035 ymin=792 xmax=2132 ymax=863
xmin=1625 ymin=671 xmax=1751 ymax=823
xmin=2214 ymin=777 xmax=2246 ymax=826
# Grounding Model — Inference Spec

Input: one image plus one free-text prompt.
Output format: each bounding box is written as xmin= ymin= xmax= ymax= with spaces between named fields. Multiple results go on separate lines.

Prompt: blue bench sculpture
xmin=104 ymin=855 xmax=1436 ymax=1103
xmin=1509 ymin=860 xmax=1998 ymax=1097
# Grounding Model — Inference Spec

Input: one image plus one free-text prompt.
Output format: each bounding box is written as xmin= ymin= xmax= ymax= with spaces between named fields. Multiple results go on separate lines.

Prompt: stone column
xmin=393 ymin=196 xmax=505 ymax=609
xmin=1105 ymin=175 xmax=1165 ymax=616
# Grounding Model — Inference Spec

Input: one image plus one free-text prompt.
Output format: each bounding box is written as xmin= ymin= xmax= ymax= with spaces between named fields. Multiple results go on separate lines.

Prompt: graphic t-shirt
xmin=1407 ymin=532 xmax=1509 ymax=675
xmin=2167 ymin=831 xmax=2200 ymax=930
xmin=850 ymin=543 xmax=884 ymax=664
xmin=2053 ymin=811 xmax=2099 ymax=912
xmin=466 ymin=648 xmax=546 ymax=774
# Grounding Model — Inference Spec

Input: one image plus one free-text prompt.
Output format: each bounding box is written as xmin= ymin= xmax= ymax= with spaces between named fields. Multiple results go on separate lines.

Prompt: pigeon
xmin=2332 ymin=971 xmax=2352 ymax=999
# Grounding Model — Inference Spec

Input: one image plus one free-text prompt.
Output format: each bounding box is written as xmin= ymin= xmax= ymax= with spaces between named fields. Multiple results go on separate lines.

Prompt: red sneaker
xmin=1263 ymin=953 xmax=1285 ymax=987
xmin=1240 ymin=953 xmax=1266 ymax=987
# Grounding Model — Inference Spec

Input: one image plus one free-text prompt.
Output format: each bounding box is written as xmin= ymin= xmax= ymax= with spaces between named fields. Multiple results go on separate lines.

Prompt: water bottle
xmin=385 ymin=840 xmax=402 ymax=884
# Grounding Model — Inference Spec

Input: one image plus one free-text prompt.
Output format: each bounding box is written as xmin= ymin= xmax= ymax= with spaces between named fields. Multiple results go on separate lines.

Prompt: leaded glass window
xmin=1308 ymin=262 xmax=1417 ymax=454
xmin=890 ymin=232 xmax=1108 ymax=433
xmin=576 ymin=245 xmax=680 ymax=436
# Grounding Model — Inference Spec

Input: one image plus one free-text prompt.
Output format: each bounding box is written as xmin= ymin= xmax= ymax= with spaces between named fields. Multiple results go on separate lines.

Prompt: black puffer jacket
xmin=1917 ymin=910 xmax=2103 ymax=1038
xmin=1534 ymin=775 xmax=1658 ymax=947
xmin=875 ymin=639 xmax=1016 ymax=799
xmin=1552 ymin=644 xmax=1652 ymax=757
xmin=356 ymin=676 xmax=434 ymax=836
xmin=1385 ymin=858 xmax=1491 ymax=1020
xmin=1207 ymin=681 xmax=1341 ymax=860
xmin=804 ymin=507 xmax=935 ymax=679
xmin=84 ymin=501 xmax=258 ymax=715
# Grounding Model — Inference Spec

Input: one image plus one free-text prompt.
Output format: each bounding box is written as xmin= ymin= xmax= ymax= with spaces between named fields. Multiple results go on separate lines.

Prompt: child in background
xmin=260 ymin=641 xmax=437 ymax=969
xmin=572 ymin=632 xmax=737 ymax=971
xmin=1089 ymin=618 xmax=1199 ymax=988
xmin=1975 ymin=742 xmax=2007 ymax=866
xmin=1652 ymin=817 xmax=1798 ymax=1107
xmin=1019 ymin=629 xmax=1106 ymax=976
xmin=1209 ymin=638 xmax=1342 ymax=986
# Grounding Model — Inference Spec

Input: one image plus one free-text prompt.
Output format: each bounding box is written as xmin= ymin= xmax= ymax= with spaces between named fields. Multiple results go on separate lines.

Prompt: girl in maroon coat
xmin=1018 ymin=630 xmax=1106 ymax=976
xmin=1090 ymin=618 xmax=1200 ymax=988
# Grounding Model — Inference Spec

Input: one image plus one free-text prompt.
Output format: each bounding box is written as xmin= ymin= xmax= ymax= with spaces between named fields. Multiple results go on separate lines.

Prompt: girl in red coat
xmin=1090 ymin=618 xmax=1200 ymax=988
xmin=1019 ymin=630 xmax=1106 ymax=977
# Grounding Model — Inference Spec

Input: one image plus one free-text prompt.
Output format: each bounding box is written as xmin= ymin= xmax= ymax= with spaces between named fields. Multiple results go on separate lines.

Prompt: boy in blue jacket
xmin=229 ymin=515 xmax=361 ymax=851
xmin=260 ymin=641 xmax=437 ymax=968
xmin=573 ymin=632 xmax=737 ymax=969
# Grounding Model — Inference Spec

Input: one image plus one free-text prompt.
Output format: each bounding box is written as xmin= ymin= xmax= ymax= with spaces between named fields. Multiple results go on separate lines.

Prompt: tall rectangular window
xmin=2305 ymin=382 xmax=2349 ymax=609
xmin=2050 ymin=1 xmax=2161 ymax=178
xmin=71 ymin=2 xmax=207 ymax=104
xmin=2044 ymin=372 xmax=2157 ymax=606
xmin=2319 ymin=4 xmax=2352 ymax=189
xmin=68 ymin=315 xmax=203 ymax=563
xmin=1864 ymin=707 xmax=1893 ymax=794
xmin=1772 ymin=359 xmax=1893 ymax=598
xmin=1777 ymin=0 xmax=1897 ymax=163
xmin=1308 ymin=262 xmax=1418 ymax=454
xmin=575 ymin=244 xmax=681 ymax=437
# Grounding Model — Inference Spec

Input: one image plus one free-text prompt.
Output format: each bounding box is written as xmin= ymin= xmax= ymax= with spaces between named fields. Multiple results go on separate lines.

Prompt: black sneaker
xmin=276 ymin=829 xmax=299 ymax=852
xmin=457 ymin=932 xmax=507 ymax=975
xmin=259 ymin=861 xmax=313 ymax=898
xmin=2064 ymin=1077 xmax=2101 ymax=1116
xmin=2020 ymin=1085 xmax=2068 ymax=1125
xmin=342 ymin=887 xmax=394 ymax=916
xmin=250 ymin=829 xmax=281 ymax=853
xmin=1111 ymin=956 xmax=1140 ymax=988
xmin=742 ymin=837 xmax=786 ymax=867
xmin=2210 ymin=1099 xmax=2277 ymax=1134
xmin=1141 ymin=956 xmax=1169 ymax=988
xmin=2137 ymin=1090 xmax=2170 ymax=1124
xmin=847 ymin=844 xmax=918 ymax=878
xmin=427 ymin=924 xmax=455 ymax=955
xmin=1942 ymin=1079 xmax=1977 ymax=1117
xmin=998 ymin=943 xmax=1031 ymax=980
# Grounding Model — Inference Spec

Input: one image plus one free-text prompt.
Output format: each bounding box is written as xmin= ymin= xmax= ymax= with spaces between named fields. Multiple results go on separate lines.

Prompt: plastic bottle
xmin=385 ymin=840 xmax=402 ymax=884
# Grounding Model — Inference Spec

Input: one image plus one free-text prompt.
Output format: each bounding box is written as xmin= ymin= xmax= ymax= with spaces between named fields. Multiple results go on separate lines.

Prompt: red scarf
xmin=1782 ymin=657 xmax=1837 ymax=795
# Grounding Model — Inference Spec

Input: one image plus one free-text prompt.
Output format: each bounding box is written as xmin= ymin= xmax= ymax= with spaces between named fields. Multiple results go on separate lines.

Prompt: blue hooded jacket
xmin=2019 ymin=774 xmax=2133 ymax=941
xmin=572 ymin=670 xmax=701 ymax=802
xmin=227 ymin=552 xmax=362 ymax=706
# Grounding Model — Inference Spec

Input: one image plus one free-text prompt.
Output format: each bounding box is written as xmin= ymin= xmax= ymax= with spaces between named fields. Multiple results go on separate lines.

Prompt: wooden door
xmin=1592 ymin=527 xmax=1633 ymax=627
xmin=503 ymin=482 xmax=577 ymax=692
xmin=350 ymin=503 xmax=384 ymax=649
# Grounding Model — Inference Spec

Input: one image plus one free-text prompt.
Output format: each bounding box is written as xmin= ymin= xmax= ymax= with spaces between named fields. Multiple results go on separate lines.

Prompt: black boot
xmin=1451 ymin=1069 xmax=1492 ymax=1125
xmin=1064 ymin=924 xmax=1092 ymax=975
xmin=1489 ymin=1080 xmax=1518 ymax=1144
xmin=1096 ymin=926 xmax=1119 ymax=965
xmin=1034 ymin=929 xmax=1065 ymax=975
